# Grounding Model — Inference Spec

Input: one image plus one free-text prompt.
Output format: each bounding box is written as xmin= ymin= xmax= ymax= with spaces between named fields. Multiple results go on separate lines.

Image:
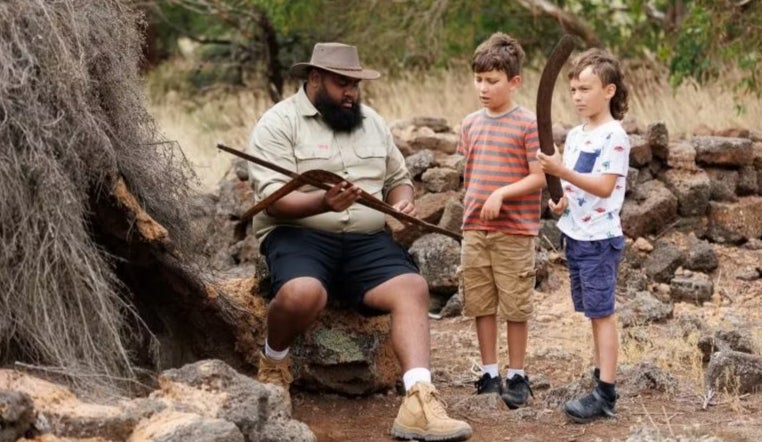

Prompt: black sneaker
xmin=564 ymin=388 xmax=616 ymax=423
xmin=501 ymin=374 xmax=533 ymax=409
xmin=474 ymin=373 xmax=502 ymax=394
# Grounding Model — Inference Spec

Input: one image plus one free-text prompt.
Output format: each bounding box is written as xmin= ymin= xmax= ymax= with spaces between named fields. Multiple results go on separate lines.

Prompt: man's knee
xmin=273 ymin=277 xmax=327 ymax=314
xmin=394 ymin=274 xmax=429 ymax=308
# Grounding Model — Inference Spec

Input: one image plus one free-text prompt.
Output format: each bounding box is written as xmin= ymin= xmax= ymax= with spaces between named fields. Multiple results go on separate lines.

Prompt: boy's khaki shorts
xmin=461 ymin=230 xmax=536 ymax=321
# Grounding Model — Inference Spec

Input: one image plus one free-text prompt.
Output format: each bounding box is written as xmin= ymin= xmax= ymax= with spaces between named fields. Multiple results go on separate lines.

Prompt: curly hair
xmin=568 ymin=48 xmax=629 ymax=120
xmin=472 ymin=32 xmax=525 ymax=78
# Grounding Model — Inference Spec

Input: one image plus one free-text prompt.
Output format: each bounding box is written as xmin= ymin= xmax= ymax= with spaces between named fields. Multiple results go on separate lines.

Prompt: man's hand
xmin=322 ymin=181 xmax=361 ymax=212
xmin=392 ymin=199 xmax=416 ymax=217
xmin=548 ymin=195 xmax=568 ymax=215
xmin=537 ymin=144 xmax=566 ymax=178
xmin=479 ymin=189 xmax=503 ymax=221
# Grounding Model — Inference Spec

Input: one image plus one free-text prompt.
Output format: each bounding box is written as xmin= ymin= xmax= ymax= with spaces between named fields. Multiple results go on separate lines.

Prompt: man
xmin=247 ymin=42 xmax=472 ymax=442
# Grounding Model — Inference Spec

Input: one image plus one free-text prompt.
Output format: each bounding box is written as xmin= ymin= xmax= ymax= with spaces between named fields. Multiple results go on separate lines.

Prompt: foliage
xmin=145 ymin=0 xmax=762 ymax=95
xmin=668 ymin=0 xmax=761 ymax=95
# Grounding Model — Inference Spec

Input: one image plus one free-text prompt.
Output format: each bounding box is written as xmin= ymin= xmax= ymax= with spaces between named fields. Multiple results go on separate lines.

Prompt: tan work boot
xmin=256 ymin=352 xmax=294 ymax=405
xmin=391 ymin=382 xmax=472 ymax=441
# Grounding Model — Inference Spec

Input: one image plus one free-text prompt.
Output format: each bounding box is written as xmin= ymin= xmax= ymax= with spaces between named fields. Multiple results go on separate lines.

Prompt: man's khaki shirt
xmin=247 ymin=86 xmax=413 ymax=240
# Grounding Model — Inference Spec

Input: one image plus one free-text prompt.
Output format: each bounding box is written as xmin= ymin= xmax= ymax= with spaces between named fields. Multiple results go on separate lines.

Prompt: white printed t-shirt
xmin=557 ymin=120 xmax=630 ymax=241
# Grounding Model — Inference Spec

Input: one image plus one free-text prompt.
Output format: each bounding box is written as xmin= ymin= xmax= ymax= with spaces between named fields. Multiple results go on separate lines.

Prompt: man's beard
xmin=314 ymin=86 xmax=363 ymax=133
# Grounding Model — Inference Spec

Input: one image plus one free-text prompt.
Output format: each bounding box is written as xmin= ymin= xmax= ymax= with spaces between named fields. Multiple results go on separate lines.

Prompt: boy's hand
xmin=548 ymin=195 xmax=568 ymax=215
xmin=480 ymin=189 xmax=503 ymax=221
xmin=537 ymin=144 xmax=565 ymax=177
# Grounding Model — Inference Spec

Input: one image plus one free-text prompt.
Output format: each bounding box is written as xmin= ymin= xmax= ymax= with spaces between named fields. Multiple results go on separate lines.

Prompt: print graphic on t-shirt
xmin=573 ymin=150 xmax=600 ymax=173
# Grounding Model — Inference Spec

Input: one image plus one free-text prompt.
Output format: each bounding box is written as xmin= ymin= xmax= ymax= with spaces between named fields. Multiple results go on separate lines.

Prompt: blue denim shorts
xmin=563 ymin=235 xmax=625 ymax=319
xmin=261 ymin=226 xmax=419 ymax=312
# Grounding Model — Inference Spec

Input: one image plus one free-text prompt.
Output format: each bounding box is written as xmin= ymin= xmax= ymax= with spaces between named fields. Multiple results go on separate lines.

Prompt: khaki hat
xmin=290 ymin=42 xmax=381 ymax=80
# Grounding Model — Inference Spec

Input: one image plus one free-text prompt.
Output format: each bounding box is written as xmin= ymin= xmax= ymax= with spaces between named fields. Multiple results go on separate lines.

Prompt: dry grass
xmin=147 ymin=65 xmax=762 ymax=191
xmin=0 ymin=0 xmax=195 ymax=396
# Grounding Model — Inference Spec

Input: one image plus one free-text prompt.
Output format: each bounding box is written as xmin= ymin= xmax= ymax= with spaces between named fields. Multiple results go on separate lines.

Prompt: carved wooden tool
xmin=217 ymin=143 xmax=462 ymax=241
xmin=537 ymin=34 xmax=576 ymax=203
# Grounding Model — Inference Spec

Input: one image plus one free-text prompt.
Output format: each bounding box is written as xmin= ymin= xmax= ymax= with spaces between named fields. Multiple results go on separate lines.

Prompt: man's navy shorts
xmin=260 ymin=226 xmax=420 ymax=311
xmin=563 ymin=235 xmax=625 ymax=319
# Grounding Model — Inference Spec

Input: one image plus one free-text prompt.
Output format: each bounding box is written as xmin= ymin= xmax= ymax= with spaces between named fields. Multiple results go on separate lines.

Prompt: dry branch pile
xmin=0 ymin=0 xmax=197 ymax=394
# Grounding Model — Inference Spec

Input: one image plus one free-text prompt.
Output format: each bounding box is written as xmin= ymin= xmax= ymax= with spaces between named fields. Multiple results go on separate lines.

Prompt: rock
xmin=618 ymin=362 xmax=678 ymax=395
xmin=737 ymin=165 xmax=759 ymax=195
xmin=155 ymin=360 xmax=315 ymax=442
xmin=621 ymin=114 xmax=641 ymax=134
xmin=660 ymin=141 xmax=698 ymax=171
xmin=629 ymin=134 xmax=652 ymax=168
xmin=421 ymin=167 xmax=460 ymax=192
xmin=405 ymin=149 xmax=436 ymax=178
xmin=435 ymin=152 xmax=465 ymax=177
xmin=704 ymin=168 xmax=739 ymax=202
xmin=698 ymin=329 xmax=757 ymax=362
xmin=706 ymin=351 xmax=762 ymax=394
xmin=293 ymin=312 xmax=399 ymax=395
xmin=632 ymin=237 xmax=653 ymax=252
xmin=660 ymin=168 xmax=711 ymax=216
xmin=410 ymin=116 xmax=452 ymax=133
xmin=438 ymin=291 xmax=462 ymax=318
xmin=753 ymin=141 xmax=762 ymax=169
xmin=683 ymin=235 xmax=718 ymax=272
xmin=437 ymin=197 xmax=464 ymax=235
xmin=646 ymin=122 xmax=669 ymax=155
xmin=644 ymin=242 xmax=684 ymax=283
xmin=408 ymin=132 xmax=459 ymax=155
xmin=626 ymin=167 xmax=639 ymax=195
xmin=707 ymin=197 xmax=762 ymax=243
xmin=693 ymin=136 xmax=754 ymax=166
xmin=409 ymin=233 xmax=461 ymax=294
xmin=670 ymin=272 xmax=714 ymax=304
xmin=128 ymin=410 xmax=245 ymax=442
xmin=0 ymin=390 xmax=35 ymax=442
xmin=617 ymin=291 xmax=673 ymax=327
xmin=387 ymin=191 xmax=458 ymax=247
xmin=552 ymin=122 xmax=568 ymax=147
xmin=538 ymin=219 xmax=562 ymax=251
xmin=621 ymin=180 xmax=678 ymax=239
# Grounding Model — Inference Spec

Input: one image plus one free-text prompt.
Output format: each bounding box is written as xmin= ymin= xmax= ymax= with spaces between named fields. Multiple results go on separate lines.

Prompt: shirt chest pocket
xmin=293 ymin=142 xmax=333 ymax=174
xmin=573 ymin=150 xmax=600 ymax=174
xmin=351 ymin=144 xmax=387 ymax=183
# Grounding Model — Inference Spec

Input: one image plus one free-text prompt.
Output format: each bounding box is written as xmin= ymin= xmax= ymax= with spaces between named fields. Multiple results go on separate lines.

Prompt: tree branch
xmin=516 ymin=0 xmax=601 ymax=47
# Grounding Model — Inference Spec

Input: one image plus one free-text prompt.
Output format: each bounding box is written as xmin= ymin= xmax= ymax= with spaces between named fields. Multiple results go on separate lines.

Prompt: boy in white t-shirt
xmin=537 ymin=47 xmax=630 ymax=423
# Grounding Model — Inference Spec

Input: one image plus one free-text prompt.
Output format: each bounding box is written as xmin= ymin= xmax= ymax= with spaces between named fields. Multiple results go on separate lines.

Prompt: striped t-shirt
xmin=456 ymin=106 xmax=542 ymax=235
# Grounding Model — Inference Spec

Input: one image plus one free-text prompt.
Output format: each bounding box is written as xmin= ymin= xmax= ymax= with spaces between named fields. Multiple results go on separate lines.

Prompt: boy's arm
xmin=480 ymin=162 xmax=546 ymax=220
xmin=537 ymin=146 xmax=618 ymax=198
xmin=496 ymin=161 xmax=547 ymax=200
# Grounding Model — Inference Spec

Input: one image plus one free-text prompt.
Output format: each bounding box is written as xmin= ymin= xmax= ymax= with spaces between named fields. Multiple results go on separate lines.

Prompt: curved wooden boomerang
xmin=217 ymin=143 xmax=462 ymax=241
xmin=537 ymin=35 xmax=576 ymax=203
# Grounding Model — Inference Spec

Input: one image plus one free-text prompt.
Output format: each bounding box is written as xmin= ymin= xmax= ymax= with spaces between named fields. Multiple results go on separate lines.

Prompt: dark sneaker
xmin=474 ymin=373 xmax=502 ymax=395
xmin=501 ymin=375 xmax=533 ymax=409
xmin=564 ymin=388 xmax=616 ymax=423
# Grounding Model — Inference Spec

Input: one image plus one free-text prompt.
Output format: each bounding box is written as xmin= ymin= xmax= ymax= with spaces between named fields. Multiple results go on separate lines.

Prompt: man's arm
xmin=385 ymin=183 xmax=416 ymax=216
xmin=267 ymin=182 xmax=361 ymax=218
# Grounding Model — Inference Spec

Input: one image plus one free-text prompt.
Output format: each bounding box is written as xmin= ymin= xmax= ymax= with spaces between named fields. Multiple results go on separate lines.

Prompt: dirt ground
xmin=292 ymin=243 xmax=762 ymax=442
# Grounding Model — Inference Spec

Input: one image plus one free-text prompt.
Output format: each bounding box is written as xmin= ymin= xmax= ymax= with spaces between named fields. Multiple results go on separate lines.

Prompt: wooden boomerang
xmin=537 ymin=35 xmax=576 ymax=203
xmin=216 ymin=143 xmax=462 ymax=241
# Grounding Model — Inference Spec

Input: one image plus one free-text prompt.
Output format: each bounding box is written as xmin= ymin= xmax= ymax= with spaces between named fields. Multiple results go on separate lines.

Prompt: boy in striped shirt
xmin=457 ymin=32 xmax=546 ymax=408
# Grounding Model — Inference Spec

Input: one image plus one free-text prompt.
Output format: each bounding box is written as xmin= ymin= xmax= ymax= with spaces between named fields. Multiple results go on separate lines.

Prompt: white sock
xmin=403 ymin=367 xmax=432 ymax=391
xmin=265 ymin=339 xmax=289 ymax=361
xmin=482 ymin=364 xmax=499 ymax=378
xmin=507 ymin=368 xmax=526 ymax=379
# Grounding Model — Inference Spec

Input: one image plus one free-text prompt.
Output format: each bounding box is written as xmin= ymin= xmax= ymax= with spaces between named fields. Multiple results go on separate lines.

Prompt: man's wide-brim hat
xmin=290 ymin=42 xmax=381 ymax=80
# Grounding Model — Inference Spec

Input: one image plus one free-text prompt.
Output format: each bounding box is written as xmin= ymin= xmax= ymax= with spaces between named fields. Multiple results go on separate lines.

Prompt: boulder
xmin=693 ymin=136 xmax=754 ymax=167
